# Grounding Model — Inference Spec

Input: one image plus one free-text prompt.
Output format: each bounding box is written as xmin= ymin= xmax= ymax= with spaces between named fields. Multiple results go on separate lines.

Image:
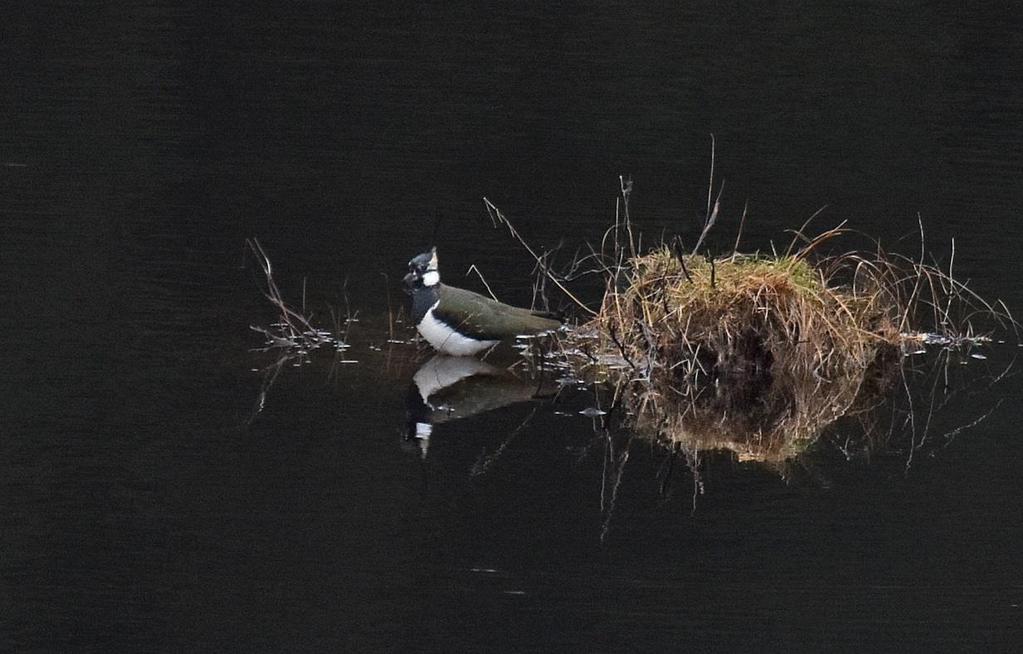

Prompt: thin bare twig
xmin=483 ymin=197 xmax=596 ymax=316
xmin=731 ymin=200 xmax=749 ymax=262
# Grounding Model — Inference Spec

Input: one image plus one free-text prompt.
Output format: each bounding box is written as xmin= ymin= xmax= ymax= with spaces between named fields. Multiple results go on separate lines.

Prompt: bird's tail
xmin=531 ymin=308 xmax=565 ymax=323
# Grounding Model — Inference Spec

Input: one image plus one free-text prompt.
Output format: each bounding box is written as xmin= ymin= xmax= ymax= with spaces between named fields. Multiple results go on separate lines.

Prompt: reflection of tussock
xmin=580 ymin=343 xmax=1008 ymax=540
xmin=622 ymin=351 xmax=889 ymax=465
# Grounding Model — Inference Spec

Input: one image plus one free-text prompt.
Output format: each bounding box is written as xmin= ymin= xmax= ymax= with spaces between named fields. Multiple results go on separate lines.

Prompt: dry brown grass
xmin=592 ymin=247 xmax=892 ymax=381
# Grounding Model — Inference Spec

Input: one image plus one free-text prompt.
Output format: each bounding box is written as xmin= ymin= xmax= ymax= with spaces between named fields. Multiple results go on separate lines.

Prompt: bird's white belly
xmin=418 ymin=303 xmax=498 ymax=356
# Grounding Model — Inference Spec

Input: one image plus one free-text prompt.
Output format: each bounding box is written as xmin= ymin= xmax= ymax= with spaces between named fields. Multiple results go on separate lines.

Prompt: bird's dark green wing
xmin=434 ymin=285 xmax=561 ymax=340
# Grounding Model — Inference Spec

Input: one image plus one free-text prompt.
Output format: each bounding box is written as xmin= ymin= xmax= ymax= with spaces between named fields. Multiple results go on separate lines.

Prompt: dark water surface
xmin=3 ymin=3 xmax=1023 ymax=651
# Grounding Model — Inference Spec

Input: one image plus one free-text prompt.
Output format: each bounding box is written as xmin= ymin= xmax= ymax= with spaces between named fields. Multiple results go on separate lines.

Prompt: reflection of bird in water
xmin=404 ymin=354 xmax=551 ymax=458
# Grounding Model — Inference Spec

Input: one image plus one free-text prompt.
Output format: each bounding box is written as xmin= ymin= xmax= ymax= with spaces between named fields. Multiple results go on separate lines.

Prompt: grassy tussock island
xmin=590 ymin=246 xmax=901 ymax=383
xmin=550 ymin=222 xmax=1008 ymax=464
xmin=575 ymin=246 xmax=906 ymax=463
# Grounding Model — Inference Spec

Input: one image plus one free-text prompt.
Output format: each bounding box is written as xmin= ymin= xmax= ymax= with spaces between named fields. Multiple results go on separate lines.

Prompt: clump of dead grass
xmin=579 ymin=223 xmax=1011 ymax=461
xmin=581 ymin=240 xmax=892 ymax=463
xmin=592 ymin=243 xmax=899 ymax=383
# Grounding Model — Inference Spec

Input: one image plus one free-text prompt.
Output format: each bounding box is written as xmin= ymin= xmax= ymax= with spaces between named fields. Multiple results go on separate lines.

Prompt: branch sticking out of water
xmin=246 ymin=238 xmax=340 ymax=351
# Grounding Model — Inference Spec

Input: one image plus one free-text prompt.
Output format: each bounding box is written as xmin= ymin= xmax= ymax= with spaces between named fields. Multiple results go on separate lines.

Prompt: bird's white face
xmin=421 ymin=271 xmax=439 ymax=286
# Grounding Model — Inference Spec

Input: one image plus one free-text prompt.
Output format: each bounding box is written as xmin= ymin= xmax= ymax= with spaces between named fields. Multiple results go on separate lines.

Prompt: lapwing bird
xmin=403 ymin=247 xmax=562 ymax=356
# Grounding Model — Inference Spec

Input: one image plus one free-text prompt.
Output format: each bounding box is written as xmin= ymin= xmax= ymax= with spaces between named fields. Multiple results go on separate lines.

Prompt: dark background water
xmin=3 ymin=2 xmax=1023 ymax=651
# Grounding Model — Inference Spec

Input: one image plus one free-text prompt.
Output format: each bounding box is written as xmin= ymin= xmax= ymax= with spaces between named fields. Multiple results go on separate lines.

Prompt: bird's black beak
xmin=402 ymin=271 xmax=417 ymax=293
